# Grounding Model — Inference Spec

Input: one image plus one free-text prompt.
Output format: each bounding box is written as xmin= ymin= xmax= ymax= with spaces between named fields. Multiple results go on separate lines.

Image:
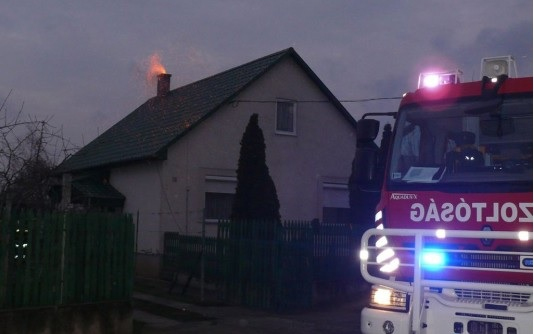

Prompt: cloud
xmin=0 ymin=1 xmax=531 ymax=147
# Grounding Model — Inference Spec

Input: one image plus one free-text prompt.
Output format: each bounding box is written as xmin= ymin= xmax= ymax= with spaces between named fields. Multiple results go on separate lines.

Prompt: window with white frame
xmin=276 ymin=100 xmax=297 ymax=135
xmin=204 ymin=175 xmax=236 ymax=222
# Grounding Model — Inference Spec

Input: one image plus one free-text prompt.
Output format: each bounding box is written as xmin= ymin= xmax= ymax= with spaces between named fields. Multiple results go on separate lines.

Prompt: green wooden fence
xmin=162 ymin=220 xmax=358 ymax=310
xmin=0 ymin=212 xmax=134 ymax=310
xmin=161 ymin=234 xmax=220 ymax=284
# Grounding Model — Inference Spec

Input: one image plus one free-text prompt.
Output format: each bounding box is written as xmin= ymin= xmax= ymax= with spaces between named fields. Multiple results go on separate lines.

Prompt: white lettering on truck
xmin=409 ymin=198 xmax=533 ymax=223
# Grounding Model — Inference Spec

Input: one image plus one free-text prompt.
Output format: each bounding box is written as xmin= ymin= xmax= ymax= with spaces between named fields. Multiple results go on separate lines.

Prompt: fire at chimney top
xmin=157 ymin=73 xmax=172 ymax=97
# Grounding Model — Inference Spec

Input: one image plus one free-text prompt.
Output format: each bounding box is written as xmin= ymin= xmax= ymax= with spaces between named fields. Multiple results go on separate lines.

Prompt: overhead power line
xmin=339 ymin=97 xmax=402 ymax=102
xmin=230 ymin=96 xmax=402 ymax=105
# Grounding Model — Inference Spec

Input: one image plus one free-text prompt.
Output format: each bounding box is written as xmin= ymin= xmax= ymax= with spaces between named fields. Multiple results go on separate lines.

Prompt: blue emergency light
xmin=422 ymin=250 xmax=446 ymax=269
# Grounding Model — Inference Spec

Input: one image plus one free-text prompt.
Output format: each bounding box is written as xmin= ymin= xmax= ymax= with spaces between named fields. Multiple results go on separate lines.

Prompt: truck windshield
xmin=388 ymin=95 xmax=532 ymax=185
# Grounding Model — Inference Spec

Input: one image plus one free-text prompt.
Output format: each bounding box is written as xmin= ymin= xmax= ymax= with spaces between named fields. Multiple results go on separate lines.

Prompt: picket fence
xmin=0 ymin=212 xmax=135 ymax=309
xmin=162 ymin=220 xmax=359 ymax=310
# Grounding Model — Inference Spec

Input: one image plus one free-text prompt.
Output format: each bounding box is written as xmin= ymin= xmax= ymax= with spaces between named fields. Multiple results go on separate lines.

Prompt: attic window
xmin=276 ymin=100 xmax=297 ymax=135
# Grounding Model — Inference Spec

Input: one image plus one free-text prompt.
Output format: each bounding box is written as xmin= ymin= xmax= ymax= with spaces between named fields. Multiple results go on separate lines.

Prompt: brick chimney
xmin=157 ymin=73 xmax=172 ymax=97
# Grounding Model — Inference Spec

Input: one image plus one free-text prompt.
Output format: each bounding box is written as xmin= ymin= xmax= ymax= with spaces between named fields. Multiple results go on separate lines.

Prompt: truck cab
xmin=357 ymin=56 xmax=533 ymax=334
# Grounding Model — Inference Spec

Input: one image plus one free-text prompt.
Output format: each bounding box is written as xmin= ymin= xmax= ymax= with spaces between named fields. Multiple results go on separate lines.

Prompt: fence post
xmin=201 ymin=209 xmax=205 ymax=302
xmin=59 ymin=213 xmax=67 ymax=305
xmin=135 ymin=210 xmax=139 ymax=254
xmin=0 ymin=212 xmax=8 ymax=308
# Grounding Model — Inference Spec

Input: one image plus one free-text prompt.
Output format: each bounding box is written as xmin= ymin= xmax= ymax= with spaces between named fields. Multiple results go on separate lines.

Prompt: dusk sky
xmin=1 ymin=1 xmax=532 ymax=153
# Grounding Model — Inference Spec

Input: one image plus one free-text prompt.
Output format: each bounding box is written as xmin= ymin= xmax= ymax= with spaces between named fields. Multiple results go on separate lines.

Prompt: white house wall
xmin=109 ymin=161 xmax=163 ymax=253
xmin=158 ymin=56 xmax=356 ymax=239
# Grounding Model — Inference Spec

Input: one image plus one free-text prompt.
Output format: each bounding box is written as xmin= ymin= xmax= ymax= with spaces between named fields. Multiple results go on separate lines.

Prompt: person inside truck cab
xmin=399 ymin=122 xmax=436 ymax=169
xmin=400 ymin=122 xmax=461 ymax=172
xmin=399 ymin=122 xmax=420 ymax=172
xmin=446 ymin=131 xmax=484 ymax=171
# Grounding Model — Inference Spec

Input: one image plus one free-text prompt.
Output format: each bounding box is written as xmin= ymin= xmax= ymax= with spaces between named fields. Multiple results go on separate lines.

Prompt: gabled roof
xmin=58 ymin=48 xmax=355 ymax=173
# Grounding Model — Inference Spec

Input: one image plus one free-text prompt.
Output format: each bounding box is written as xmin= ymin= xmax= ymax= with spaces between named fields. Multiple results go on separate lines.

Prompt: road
xmin=133 ymin=290 xmax=368 ymax=334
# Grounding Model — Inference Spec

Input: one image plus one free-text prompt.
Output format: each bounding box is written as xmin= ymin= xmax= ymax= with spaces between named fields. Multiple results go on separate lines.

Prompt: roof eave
xmin=286 ymin=49 xmax=357 ymax=128
xmin=55 ymin=153 xmax=166 ymax=175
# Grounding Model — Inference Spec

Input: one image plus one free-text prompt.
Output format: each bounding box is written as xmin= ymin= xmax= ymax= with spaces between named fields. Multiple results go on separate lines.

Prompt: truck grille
xmin=448 ymin=253 xmax=520 ymax=269
xmin=454 ymin=288 xmax=531 ymax=304
xmin=467 ymin=321 xmax=503 ymax=334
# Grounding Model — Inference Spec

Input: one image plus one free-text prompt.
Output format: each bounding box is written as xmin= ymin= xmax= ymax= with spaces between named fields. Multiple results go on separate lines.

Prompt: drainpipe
xmin=185 ymin=187 xmax=190 ymax=235
xmin=61 ymin=173 xmax=72 ymax=210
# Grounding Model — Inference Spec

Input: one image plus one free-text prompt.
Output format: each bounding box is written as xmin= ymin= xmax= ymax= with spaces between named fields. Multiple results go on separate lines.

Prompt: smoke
xmin=146 ymin=53 xmax=167 ymax=83
xmin=132 ymin=52 xmax=168 ymax=98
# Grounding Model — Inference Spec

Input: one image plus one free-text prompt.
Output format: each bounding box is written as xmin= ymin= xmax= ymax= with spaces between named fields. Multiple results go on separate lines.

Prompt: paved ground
xmin=132 ymin=280 xmax=370 ymax=334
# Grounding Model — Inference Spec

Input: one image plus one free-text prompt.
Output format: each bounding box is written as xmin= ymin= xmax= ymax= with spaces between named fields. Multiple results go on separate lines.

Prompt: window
xmin=322 ymin=182 xmax=350 ymax=224
xmin=204 ymin=175 xmax=236 ymax=222
xmin=205 ymin=192 xmax=234 ymax=221
xmin=388 ymin=95 xmax=532 ymax=185
xmin=276 ymin=100 xmax=297 ymax=135
xmin=323 ymin=207 xmax=351 ymax=224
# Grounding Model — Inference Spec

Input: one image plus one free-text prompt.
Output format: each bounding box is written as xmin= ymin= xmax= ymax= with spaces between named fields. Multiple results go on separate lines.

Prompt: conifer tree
xmin=231 ymin=113 xmax=280 ymax=224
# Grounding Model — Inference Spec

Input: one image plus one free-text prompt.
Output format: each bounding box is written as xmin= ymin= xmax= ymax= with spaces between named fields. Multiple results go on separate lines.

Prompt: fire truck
xmin=355 ymin=56 xmax=533 ymax=334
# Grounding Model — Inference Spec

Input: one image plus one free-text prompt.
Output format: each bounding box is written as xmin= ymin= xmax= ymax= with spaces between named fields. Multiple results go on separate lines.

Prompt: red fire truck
xmin=356 ymin=56 xmax=533 ymax=334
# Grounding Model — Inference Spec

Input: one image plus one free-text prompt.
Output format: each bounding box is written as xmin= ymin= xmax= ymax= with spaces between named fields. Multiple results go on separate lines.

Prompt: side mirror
xmin=357 ymin=119 xmax=380 ymax=143
xmin=353 ymin=119 xmax=381 ymax=189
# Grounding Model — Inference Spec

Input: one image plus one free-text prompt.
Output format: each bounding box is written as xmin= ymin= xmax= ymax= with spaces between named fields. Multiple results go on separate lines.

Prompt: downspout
xmin=185 ymin=187 xmax=190 ymax=235
xmin=60 ymin=173 xmax=72 ymax=210
xmin=185 ymin=136 xmax=190 ymax=235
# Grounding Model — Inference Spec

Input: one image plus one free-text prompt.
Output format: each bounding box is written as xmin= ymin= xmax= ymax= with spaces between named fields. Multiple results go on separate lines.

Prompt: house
xmin=57 ymin=48 xmax=357 ymax=276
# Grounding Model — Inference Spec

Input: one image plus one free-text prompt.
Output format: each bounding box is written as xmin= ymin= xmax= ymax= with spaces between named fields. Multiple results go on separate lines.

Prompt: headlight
xmin=370 ymin=286 xmax=410 ymax=312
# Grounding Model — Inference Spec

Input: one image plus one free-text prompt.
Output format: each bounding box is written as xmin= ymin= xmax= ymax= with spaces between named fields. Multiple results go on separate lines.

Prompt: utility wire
xmin=230 ymin=96 xmax=402 ymax=104
xmin=339 ymin=97 xmax=402 ymax=102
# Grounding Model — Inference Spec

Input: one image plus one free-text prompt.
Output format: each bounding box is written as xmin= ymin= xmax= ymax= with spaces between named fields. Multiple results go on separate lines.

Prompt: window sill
xmin=275 ymin=130 xmax=297 ymax=136
xmin=204 ymin=219 xmax=223 ymax=224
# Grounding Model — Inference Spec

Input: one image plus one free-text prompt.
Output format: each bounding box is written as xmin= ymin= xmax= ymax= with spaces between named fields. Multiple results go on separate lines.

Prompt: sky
xmin=1 ymin=1 xmax=532 ymax=154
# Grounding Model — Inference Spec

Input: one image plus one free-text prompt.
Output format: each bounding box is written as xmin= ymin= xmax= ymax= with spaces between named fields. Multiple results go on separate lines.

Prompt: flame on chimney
xmin=147 ymin=53 xmax=166 ymax=80
xmin=145 ymin=53 xmax=171 ymax=97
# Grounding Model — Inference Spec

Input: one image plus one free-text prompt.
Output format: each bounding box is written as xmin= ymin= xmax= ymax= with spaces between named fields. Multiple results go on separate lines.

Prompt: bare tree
xmin=0 ymin=90 xmax=77 ymax=212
